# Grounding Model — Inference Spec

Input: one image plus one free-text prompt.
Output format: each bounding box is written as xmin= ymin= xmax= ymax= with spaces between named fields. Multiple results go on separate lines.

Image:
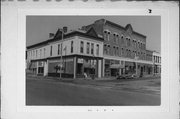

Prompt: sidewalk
xmin=26 ymin=73 xmax=160 ymax=81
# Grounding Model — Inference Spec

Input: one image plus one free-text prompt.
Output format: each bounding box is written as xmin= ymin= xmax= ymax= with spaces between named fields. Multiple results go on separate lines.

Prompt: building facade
xmin=26 ymin=19 xmax=161 ymax=78
xmin=153 ymin=51 xmax=161 ymax=76
xmin=82 ymin=19 xmax=155 ymax=77
xmin=27 ymin=29 xmax=104 ymax=78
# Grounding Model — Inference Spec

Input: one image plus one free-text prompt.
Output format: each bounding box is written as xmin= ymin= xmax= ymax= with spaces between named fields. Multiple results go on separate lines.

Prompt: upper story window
xmin=80 ymin=41 xmax=84 ymax=53
xmin=116 ymin=47 xmax=119 ymax=56
xmin=132 ymin=40 xmax=134 ymax=47
xmin=71 ymin=41 xmax=73 ymax=53
xmin=128 ymin=38 xmax=131 ymax=46
xmin=58 ymin=44 xmax=60 ymax=55
xmin=141 ymin=52 xmax=143 ymax=59
xmin=116 ymin=34 xmax=119 ymax=43
xmin=113 ymin=46 xmax=116 ymax=56
xmin=119 ymin=47 xmax=121 ymax=56
xmin=40 ymin=49 xmax=42 ymax=58
xmin=91 ymin=43 xmax=94 ymax=55
xmin=36 ymin=50 xmax=38 ymax=58
xmin=87 ymin=42 xmax=90 ymax=54
xmin=140 ymin=43 xmax=142 ymax=49
xmin=107 ymin=31 xmax=110 ymax=41
xmin=104 ymin=30 xmax=110 ymax=41
xmin=107 ymin=45 xmax=110 ymax=55
xmin=132 ymin=51 xmax=135 ymax=58
xmin=126 ymin=49 xmax=128 ymax=57
xmin=50 ymin=46 xmax=52 ymax=56
xmin=129 ymin=50 xmax=131 ymax=58
xmin=33 ymin=50 xmax=35 ymax=58
xmin=121 ymin=35 xmax=124 ymax=44
xmin=138 ymin=42 xmax=140 ymax=49
xmin=96 ymin=44 xmax=99 ymax=56
xmin=104 ymin=44 xmax=107 ymax=54
xmin=144 ymin=44 xmax=146 ymax=49
xmin=138 ymin=52 xmax=140 ymax=56
xmin=113 ymin=33 xmax=116 ymax=43
xmin=44 ymin=48 xmax=46 ymax=57
xmin=126 ymin=37 xmax=129 ymax=46
xmin=104 ymin=30 xmax=108 ymax=40
xmin=134 ymin=51 xmax=137 ymax=56
xmin=121 ymin=48 xmax=124 ymax=56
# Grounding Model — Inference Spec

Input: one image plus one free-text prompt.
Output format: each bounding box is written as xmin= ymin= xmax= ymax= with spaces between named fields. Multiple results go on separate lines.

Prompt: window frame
xmin=80 ymin=41 xmax=84 ymax=53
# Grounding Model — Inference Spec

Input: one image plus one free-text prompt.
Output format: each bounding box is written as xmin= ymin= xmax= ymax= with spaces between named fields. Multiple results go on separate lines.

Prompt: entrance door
xmin=111 ymin=68 xmax=118 ymax=77
xmin=140 ymin=67 xmax=143 ymax=77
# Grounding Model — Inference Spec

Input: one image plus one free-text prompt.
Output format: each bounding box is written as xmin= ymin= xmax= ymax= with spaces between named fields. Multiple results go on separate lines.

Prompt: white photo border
xmin=1 ymin=1 xmax=179 ymax=119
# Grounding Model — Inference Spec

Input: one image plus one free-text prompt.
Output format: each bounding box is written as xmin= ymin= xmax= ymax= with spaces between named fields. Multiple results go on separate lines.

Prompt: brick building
xmin=26 ymin=19 xmax=160 ymax=78
xmin=82 ymin=19 xmax=155 ymax=77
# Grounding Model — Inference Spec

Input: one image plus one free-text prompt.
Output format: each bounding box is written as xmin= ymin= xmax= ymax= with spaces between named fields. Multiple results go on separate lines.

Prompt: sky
xmin=26 ymin=16 xmax=161 ymax=53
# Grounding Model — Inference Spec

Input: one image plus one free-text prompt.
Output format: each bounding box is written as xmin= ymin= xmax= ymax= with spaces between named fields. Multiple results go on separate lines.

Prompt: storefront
xmin=124 ymin=61 xmax=136 ymax=75
xmin=76 ymin=57 xmax=100 ymax=78
xmin=29 ymin=61 xmax=37 ymax=74
xmin=103 ymin=59 xmax=153 ymax=78
xmin=48 ymin=57 xmax=74 ymax=78
xmin=104 ymin=59 xmax=124 ymax=77
xmin=47 ymin=56 xmax=102 ymax=78
xmin=37 ymin=61 xmax=44 ymax=75
xmin=154 ymin=64 xmax=161 ymax=76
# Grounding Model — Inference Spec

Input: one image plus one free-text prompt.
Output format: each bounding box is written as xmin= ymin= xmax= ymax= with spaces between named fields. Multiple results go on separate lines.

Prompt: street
xmin=26 ymin=76 xmax=160 ymax=106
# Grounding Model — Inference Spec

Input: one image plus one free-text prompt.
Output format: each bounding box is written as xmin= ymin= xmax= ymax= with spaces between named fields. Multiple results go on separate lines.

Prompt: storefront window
xmin=77 ymin=58 xmax=83 ymax=74
xmin=105 ymin=59 xmax=111 ymax=77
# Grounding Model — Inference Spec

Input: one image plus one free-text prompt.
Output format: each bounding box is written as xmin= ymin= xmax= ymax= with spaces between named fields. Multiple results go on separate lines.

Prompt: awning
xmin=110 ymin=64 xmax=124 ymax=69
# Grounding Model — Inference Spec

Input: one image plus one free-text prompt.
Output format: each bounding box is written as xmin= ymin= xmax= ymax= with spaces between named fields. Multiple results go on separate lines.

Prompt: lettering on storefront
xmin=78 ymin=58 xmax=83 ymax=63
xmin=49 ymin=58 xmax=73 ymax=63
xmin=64 ymin=58 xmax=73 ymax=62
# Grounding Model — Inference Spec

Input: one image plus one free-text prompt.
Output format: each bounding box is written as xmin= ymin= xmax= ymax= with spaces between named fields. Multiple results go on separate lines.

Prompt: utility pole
xmin=60 ymin=27 xmax=67 ymax=80
xmin=135 ymin=54 xmax=138 ymax=76
xmin=59 ymin=30 xmax=63 ymax=80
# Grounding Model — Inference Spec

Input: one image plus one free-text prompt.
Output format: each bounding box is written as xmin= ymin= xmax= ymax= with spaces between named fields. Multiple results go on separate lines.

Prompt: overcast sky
xmin=26 ymin=16 xmax=161 ymax=53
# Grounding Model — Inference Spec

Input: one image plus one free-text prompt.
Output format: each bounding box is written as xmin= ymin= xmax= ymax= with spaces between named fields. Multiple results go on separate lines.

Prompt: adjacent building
xmin=26 ymin=19 xmax=161 ymax=78
xmin=153 ymin=51 xmax=161 ymax=76
xmin=27 ymin=28 xmax=104 ymax=78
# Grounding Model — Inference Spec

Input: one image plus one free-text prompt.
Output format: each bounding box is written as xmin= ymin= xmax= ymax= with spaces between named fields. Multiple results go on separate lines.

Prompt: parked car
xmin=117 ymin=74 xmax=137 ymax=80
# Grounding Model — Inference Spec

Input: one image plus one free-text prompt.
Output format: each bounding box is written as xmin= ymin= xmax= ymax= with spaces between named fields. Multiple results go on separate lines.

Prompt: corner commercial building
xmin=26 ymin=19 xmax=161 ymax=78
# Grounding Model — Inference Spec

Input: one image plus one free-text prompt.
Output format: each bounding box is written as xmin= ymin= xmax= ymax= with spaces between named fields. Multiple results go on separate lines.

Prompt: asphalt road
xmin=26 ymin=77 xmax=160 ymax=106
